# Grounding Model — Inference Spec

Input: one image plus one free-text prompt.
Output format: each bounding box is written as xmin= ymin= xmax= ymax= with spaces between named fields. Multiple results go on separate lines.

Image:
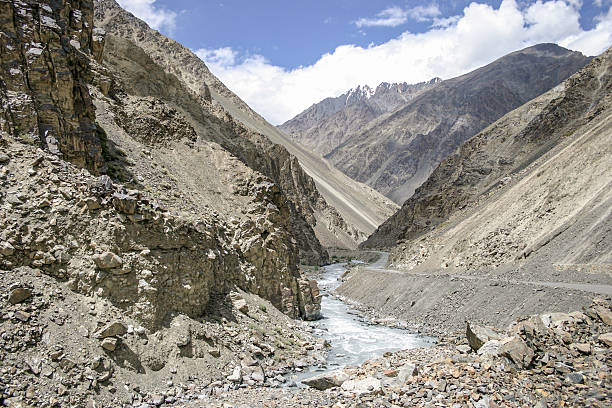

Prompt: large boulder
xmin=466 ymin=322 xmax=502 ymax=351
xmin=598 ymin=332 xmax=612 ymax=347
xmin=92 ymin=252 xmax=123 ymax=269
xmin=302 ymin=370 xmax=349 ymax=390
xmin=229 ymin=292 xmax=249 ymax=314
xmin=8 ymin=288 xmax=32 ymax=305
xmin=500 ymin=336 xmax=534 ymax=368
xmin=95 ymin=322 xmax=128 ymax=339
xmin=477 ymin=340 xmax=503 ymax=360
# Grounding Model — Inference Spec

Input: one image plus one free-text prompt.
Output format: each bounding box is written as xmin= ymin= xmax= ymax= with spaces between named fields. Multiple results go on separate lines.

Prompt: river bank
xmin=197 ymin=297 xmax=612 ymax=407
xmin=336 ymin=252 xmax=612 ymax=337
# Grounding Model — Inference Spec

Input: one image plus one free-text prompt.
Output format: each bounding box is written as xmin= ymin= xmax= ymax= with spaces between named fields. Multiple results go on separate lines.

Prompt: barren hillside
xmin=322 ymin=44 xmax=591 ymax=203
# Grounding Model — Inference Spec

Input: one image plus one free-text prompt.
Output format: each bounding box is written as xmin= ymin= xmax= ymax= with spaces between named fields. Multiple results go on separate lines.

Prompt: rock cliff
xmin=0 ymin=0 xmax=105 ymax=172
xmin=92 ymin=0 xmax=398 ymax=251
xmin=0 ymin=0 xmax=321 ymax=337
xmin=0 ymin=1 xmax=330 ymax=404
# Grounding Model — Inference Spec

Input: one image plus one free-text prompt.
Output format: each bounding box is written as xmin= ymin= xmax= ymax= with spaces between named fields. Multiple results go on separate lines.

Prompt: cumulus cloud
xmin=196 ymin=47 xmax=238 ymax=66
xmin=196 ymin=0 xmax=612 ymax=125
xmin=355 ymin=5 xmax=441 ymax=27
xmin=117 ymin=0 xmax=177 ymax=33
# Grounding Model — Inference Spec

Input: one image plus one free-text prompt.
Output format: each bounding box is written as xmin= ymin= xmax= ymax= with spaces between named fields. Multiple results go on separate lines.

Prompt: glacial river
xmin=294 ymin=262 xmax=435 ymax=383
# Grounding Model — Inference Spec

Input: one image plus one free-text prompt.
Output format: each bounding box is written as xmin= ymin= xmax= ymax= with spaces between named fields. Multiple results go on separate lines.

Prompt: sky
xmin=117 ymin=0 xmax=612 ymax=125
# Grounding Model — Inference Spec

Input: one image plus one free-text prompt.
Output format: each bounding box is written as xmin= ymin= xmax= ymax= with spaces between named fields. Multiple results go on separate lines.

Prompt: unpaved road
xmin=366 ymin=251 xmax=612 ymax=296
xmin=336 ymin=251 xmax=612 ymax=335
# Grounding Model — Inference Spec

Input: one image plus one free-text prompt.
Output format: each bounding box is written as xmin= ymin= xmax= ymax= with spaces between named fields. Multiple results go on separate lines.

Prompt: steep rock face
xmin=364 ymin=47 xmax=611 ymax=249
xmin=0 ymin=0 xmax=320 ymax=331
xmin=0 ymin=0 xmax=105 ymax=173
xmin=93 ymin=0 xmax=398 ymax=250
xmin=92 ymin=0 xmax=369 ymax=253
xmin=382 ymin=47 xmax=612 ymax=274
xmin=279 ymin=79 xmax=440 ymax=156
xmin=324 ymin=44 xmax=591 ymax=203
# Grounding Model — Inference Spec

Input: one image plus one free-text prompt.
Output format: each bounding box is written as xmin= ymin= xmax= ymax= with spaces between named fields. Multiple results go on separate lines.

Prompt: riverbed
xmin=294 ymin=262 xmax=435 ymax=383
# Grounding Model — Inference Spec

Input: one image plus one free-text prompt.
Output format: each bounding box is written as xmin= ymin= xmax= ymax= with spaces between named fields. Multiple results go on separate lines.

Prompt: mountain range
xmin=282 ymin=44 xmax=591 ymax=204
xmin=279 ymin=79 xmax=441 ymax=156
xmin=0 ymin=0 xmax=610 ymax=405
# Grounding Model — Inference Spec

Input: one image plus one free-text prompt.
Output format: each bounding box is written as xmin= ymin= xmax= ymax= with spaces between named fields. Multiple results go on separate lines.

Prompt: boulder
xmin=456 ymin=344 xmax=472 ymax=354
xmin=88 ymin=176 xmax=114 ymax=196
xmin=95 ymin=322 xmax=128 ymax=339
xmin=397 ymin=363 xmax=419 ymax=383
xmin=477 ymin=340 xmax=502 ymax=360
xmin=0 ymin=242 xmax=15 ymax=256
xmin=112 ymin=192 xmax=137 ymax=215
xmin=598 ymin=332 xmax=612 ymax=347
xmin=92 ymin=252 xmax=123 ymax=269
xmin=340 ymin=377 xmax=382 ymax=396
xmin=101 ymin=337 xmax=118 ymax=351
xmin=8 ymin=288 xmax=32 ymax=304
xmin=510 ymin=315 xmax=548 ymax=338
xmin=227 ymin=366 xmax=242 ymax=383
xmin=594 ymin=306 xmax=612 ymax=325
xmin=302 ymin=370 xmax=349 ymax=390
xmin=500 ymin=336 xmax=534 ymax=368
xmin=250 ymin=368 xmax=265 ymax=383
xmin=572 ymin=343 xmax=591 ymax=354
xmin=229 ymin=292 xmax=249 ymax=314
xmin=466 ymin=322 xmax=502 ymax=351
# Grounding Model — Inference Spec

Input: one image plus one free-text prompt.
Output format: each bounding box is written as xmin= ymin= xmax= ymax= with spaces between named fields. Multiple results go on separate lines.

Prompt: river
xmin=294 ymin=261 xmax=435 ymax=383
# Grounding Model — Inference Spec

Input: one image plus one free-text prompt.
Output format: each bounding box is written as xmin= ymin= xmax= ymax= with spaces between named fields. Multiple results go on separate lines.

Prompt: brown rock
xmin=95 ymin=322 xmax=128 ymax=339
xmin=15 ymin=310 xmax=31 ymax=321
xmin=572 ymin=343 xmax=591 ymax=354
xmin=112 ymin=192 xmax=137 ymax=214
xmin=384 ymin=369 xmax=399 ymax=377
xmin=598 ymin=332 xmax=612 ymax=347
xmin=594 ymin=306 xmax=612 ymax=325
xmin=500 ymin=336 xmax=534 ymax=368
xmin=466 ymin=322 xmax=502 ymax=351
xmin=8 ymin=288 xmax=32 ymax=304
xmin=92 ymin=252 xmax=123 ymax=269
xmin=0 ymin=242 xmax=15 ymax=256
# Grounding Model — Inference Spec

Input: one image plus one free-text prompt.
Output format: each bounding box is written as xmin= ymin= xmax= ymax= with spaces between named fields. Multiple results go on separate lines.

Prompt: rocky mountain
xmin=93 ymin=0 xmax=398 ymax=251
xmin=0 ymin=0 xmax=342 ymax=404
xmin=334 ymin=49 xmax=612 ymax=383
xmin=279 ymin=79 xmax=441 ymax=156
xmin=363 ymin=45 xmax=612 ymax=270
xmin=308 ymin=44 xmax=591 ymax=204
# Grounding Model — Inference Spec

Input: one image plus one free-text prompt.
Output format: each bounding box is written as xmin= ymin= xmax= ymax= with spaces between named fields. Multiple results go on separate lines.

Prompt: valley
xmin=0 ymin=0 xmax=610 ymax=407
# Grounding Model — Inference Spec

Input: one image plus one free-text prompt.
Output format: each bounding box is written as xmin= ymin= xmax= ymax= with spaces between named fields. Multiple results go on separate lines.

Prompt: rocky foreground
xmin=198 ymin=299 xmax=611 ymax=407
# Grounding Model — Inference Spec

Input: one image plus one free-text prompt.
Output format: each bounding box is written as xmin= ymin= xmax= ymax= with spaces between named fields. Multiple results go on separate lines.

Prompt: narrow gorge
xmin=0 ymin=0 xmax=610 ymax=407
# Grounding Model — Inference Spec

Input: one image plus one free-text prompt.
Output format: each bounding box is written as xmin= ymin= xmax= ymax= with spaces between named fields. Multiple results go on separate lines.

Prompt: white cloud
xmin=196 ymin=0 xmax=612 ymax=125
xmin=355 ymin=5 xmax=441 ymax=28
xmin=117 ymin=0 xmax=177 ymax=33
xmin=195 ymin=47 xmax=238 ymax=66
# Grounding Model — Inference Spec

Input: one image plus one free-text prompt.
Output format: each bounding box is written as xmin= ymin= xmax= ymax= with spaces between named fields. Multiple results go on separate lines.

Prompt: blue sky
xmin=118 ymin=1 xmax=612 ymax=124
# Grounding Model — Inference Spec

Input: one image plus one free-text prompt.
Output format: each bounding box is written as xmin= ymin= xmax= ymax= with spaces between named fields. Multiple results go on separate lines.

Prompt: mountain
xmin=288 ymin=44 xmax=590 ymax=204
xmin=279 ymin=79 xmax=441 ymax=156
xmin=94 ymin=1 xmax=398 ymax=250
xmin=337 ymin=46 xmax=612 ymax=339
xmin=0 ymin=0 xmax=360 ymax=403
xmin=363 ymin=46 xmax=612 ymax=266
